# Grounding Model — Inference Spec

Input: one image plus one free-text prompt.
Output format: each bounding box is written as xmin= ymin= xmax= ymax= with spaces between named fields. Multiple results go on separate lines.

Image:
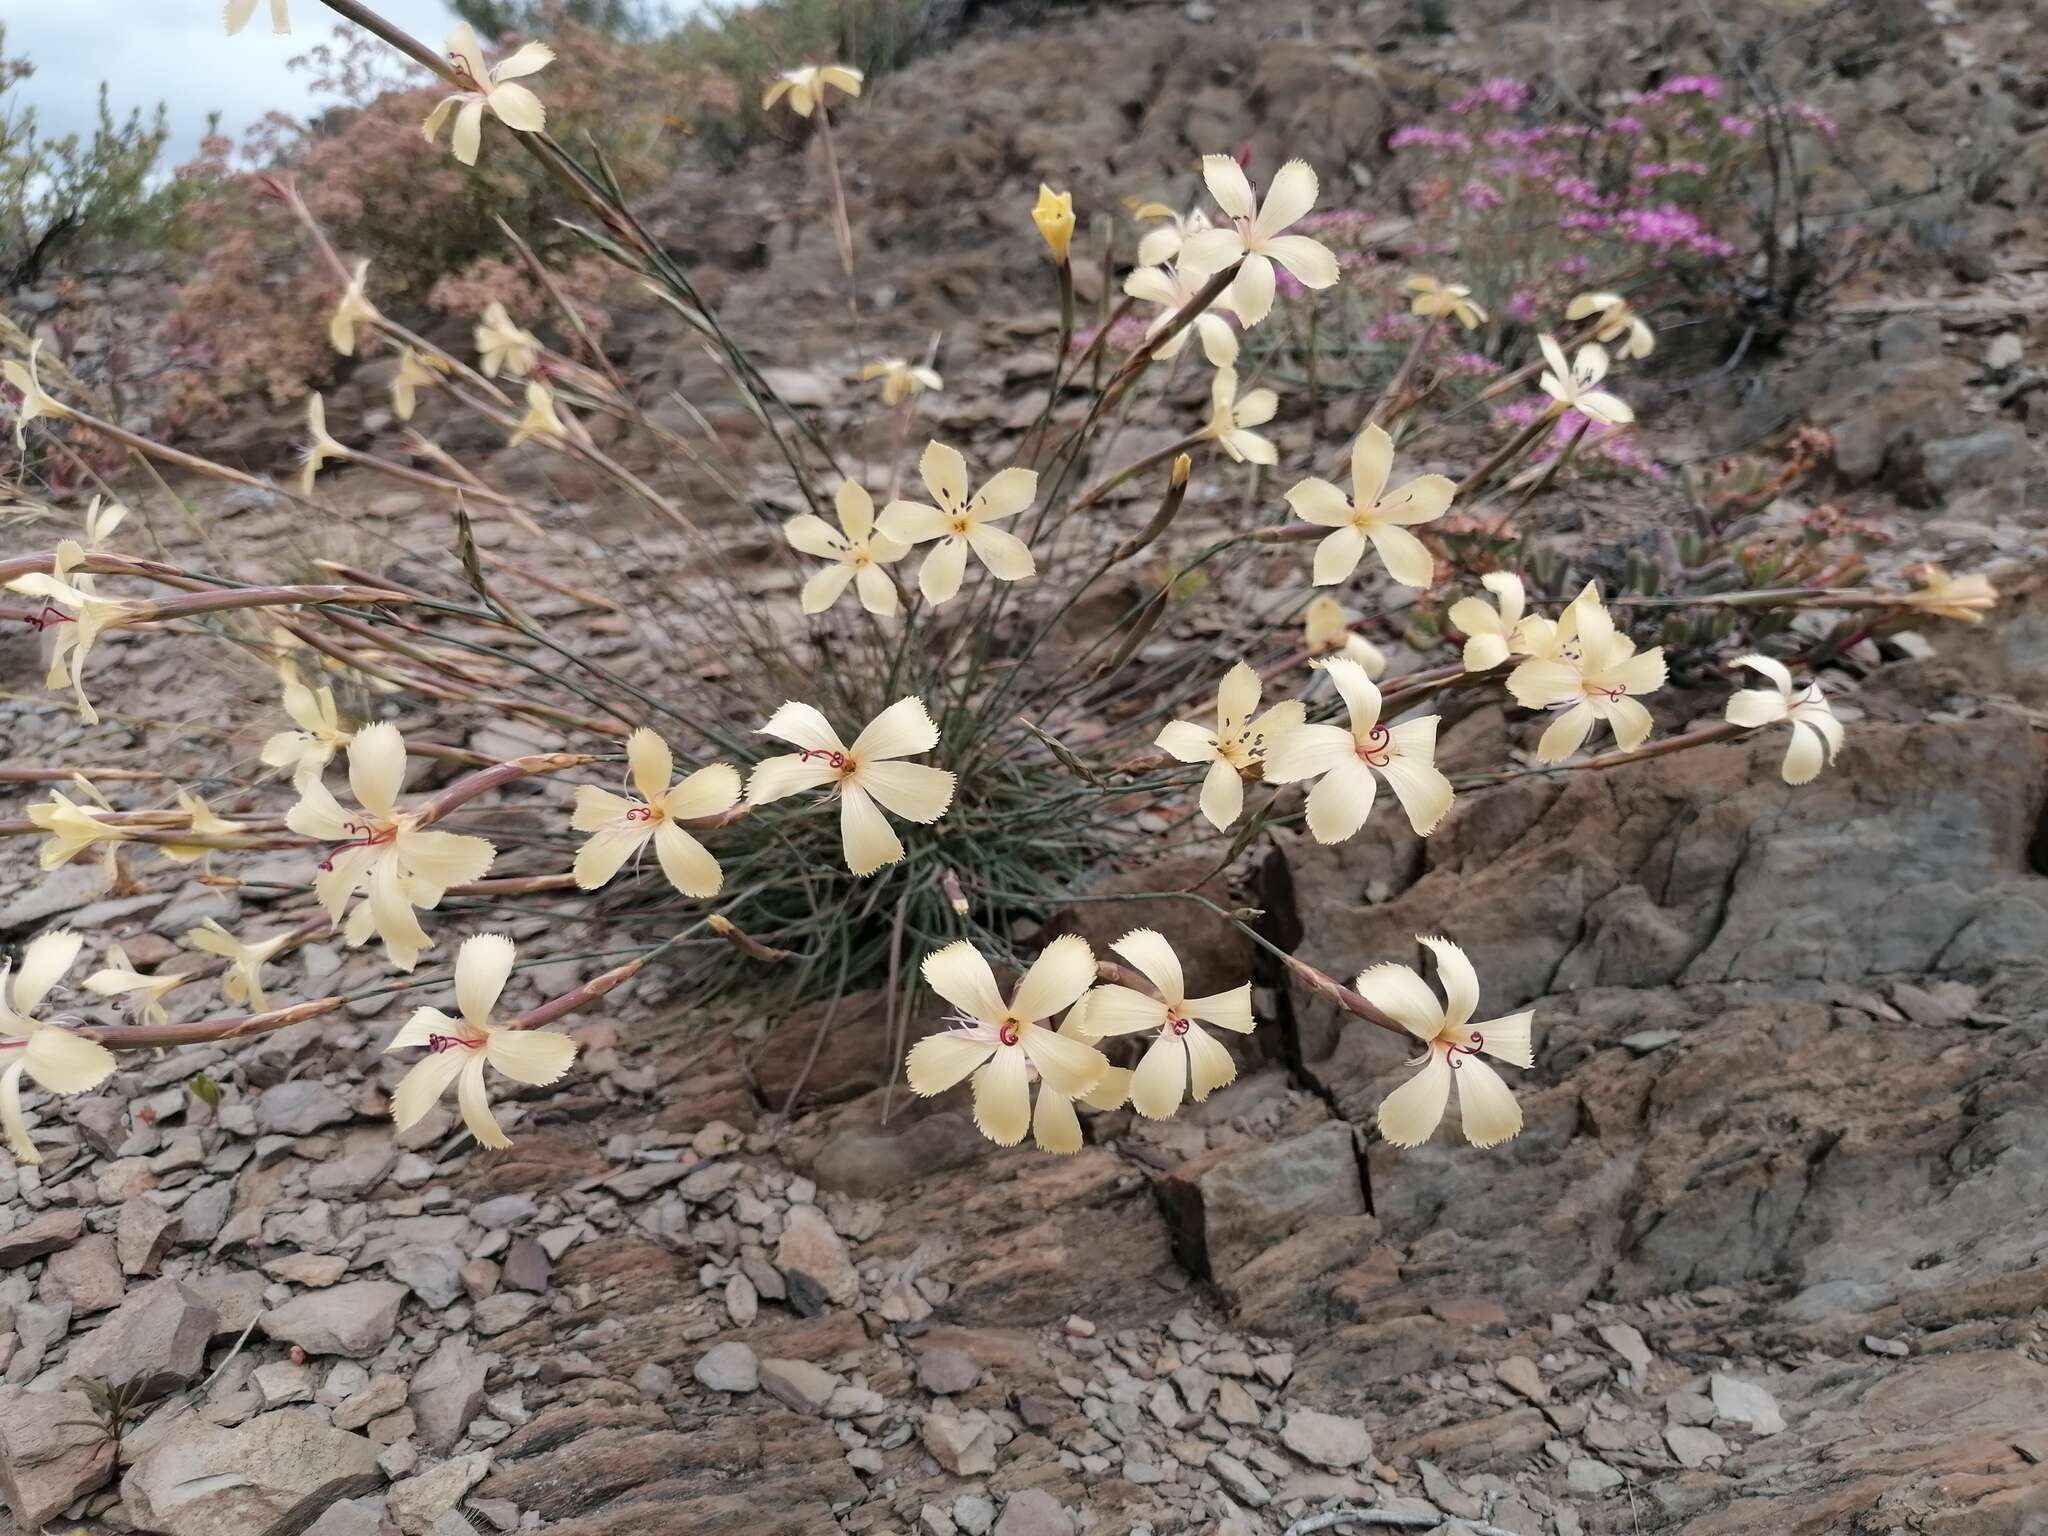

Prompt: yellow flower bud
xmin=1032 ymin=184 xmax=1075 ymax=266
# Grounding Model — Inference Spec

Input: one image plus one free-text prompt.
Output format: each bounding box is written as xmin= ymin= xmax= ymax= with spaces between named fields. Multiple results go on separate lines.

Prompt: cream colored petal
xmin=1012 ymin=934 xmax=1097 ymax=1025
xmin=1198 ymin=757 xmax=1244 ymax=831
xmin=1223 ymin=427 xmax=1276 ymax=465
xmin=1452 ymin=1053 xmax=1522 ymax=1147
xmin=1194 ymin=313 xmax=1240 ymax=367
xmin=11 ymin=930 xmax=81 ymax=1017
xmin=1260 ymin=721 xmax=1354 ymax=783
xmin=819 ymin=65 xmax=863 ymax=96
xmin=397 ymin=829 xmax=496 ymax=895
xmin=1019 ymin=1022 xmax=1106 ymax=1101
xmin=761 ymin=79 xmax=793 ymax=110
xmin=1185 ymin=1022 xmax=1238 ymax=1100
xmin=1186 ymin=983 xmax=1253 ymax=1033
xmin=1797 ymin=701 xmax=1844 ymax=760
xmin=663 ymin=763 xmax=742 ymax=821
xmin=919 ymin=440 xmax=969 ymax=510
xmin=856 ymin=761 xmax=955 ymax=825
xmin=852 ymin=695 xmax=940 ymax=762
xmin=648 ymin=821 xmax=721 ymax=898
xmin=1604 ymin=695 xmax=1655 ymax=752
xmin=0 ymin=1062 xmax=37 ymax=1165
xmin=452 ymin=98 xmax=486 ymax=166
xmin=1381 ymin=473 xmax=1456 ymax=527
xmin=1461 ymin=633 xmax=1510 ymax=673
xmin=907 ymin=1032 xmax=996 ymax=1096
xmin=1085 ymin=985 xmax=1170 ymax=1038
xmin=455 ymin=932 xmax=517 ymax=1026
xmin=1507 ymin=658 xmax=1583 ymax=709
xmin=1202 ymin=153 xmax=1256 ymax=219
xmin=1482 ymin=570 xmax=1526 ymax=624
xmin=1312 ymin=526 xmax=1369 ymax=587
xmin=457 ymin=1054 xmax=511 ymax=1148
xmin=1536 ymin=333 xmax=1569 ymax=382
xmin=348 ymin=720 xmax=407 ymax=820
xmin=391 ymin=1049 xmax=468 ymax=1133
xmin=368 ymin=854 xmax=432 ymax=971
xmin=1256 ymin=158 xmax=1319 ymax=235
xmin=1379 ymin=751 xmax=1454 ymax=836
xmin=1263 ymin=234 xmax=1338 ymax=288
xmin=1473 ymin=1009 xmax=1535 ymax=1069
xmin=1734 ymin=653 xmax=1794 ymax=697
xmin=854 ymin=563 xmax=901 ymax=618
xmin=758 ymin=700 xmax=846 ymax=755
xmin=1213 ymin=660 xmax=1261 ymax=734
xmin=840 ymin=785 xmax=905 ymax=877
xmin=969 ymin=466 xmax=1037 ymax=523
xmin=24 ymin=1028 xmax=115 ymax=1094
xmin=784 ymin=513 xmax=846 ymax=559
xmin=745 ymin=755 xmax=837 ymax=806
xmin=1178 ymin=227 xmax=1245 ymax=271
xmin=1356 ymin=961 xmax=1445 ymax=1040
xmin=922 ymin=940 xmax=1007 ymax=1025
xmin=876 ymin=500 xmax=949 ymax=545
xmin=1229 ymin=254 xmax=1276 ymax=327
xmin=1235 ymin=387 xmax=1278 ymax=430
xmin=1417 ymin=936 xmax=1479 ymax=1031
xmin=1286 ymin=476 xmax=1354 ymax=529
xmin=1377 ymin=1047 xmax=1451 ymax=1147
xmin=386 ymin=1005 xmax=453 ymax=1052
xmin=1032 ymin=1084 xmax=1084 ymax=1154
xmin=1155 ymin=720 xmax=1218 ymax=764
xmin=800 ymin=563 xmax=857 ymax=615
xmin=483 ymin=1025 xmax=577 ymax=1086
xmin=1128 ymin=1033 xmax=1187 ymax=1120
xmin=917 ymin=537 xmax=969 ymax=605
xmin=486 ymin=81 xmax=546 ymax=133
xmin=1135 ymin=228 xmax=1181 ymax=267
xmin=446 ymin=23 xmax=489 ymax=81
xmin=1305 ymin=757 xmax=1378 ymax=843
xmin=972 ymin=1049 xmax=1032 ymax=1146
xmin=1782 ymin=722 xmax=1825 ymax=785
xmin=1346 ymin=423 xmax=1393 ymax=506
xmin=1321 ymin=656 xmax=1383 ymax=734
xmin=288 ymin=774 xmax=357 ymax=841
xmin=965 ymin=523 xmax=1035 ymax=582
xmin=493 ymin=41 xmax=555 ymax=81
xmin=1536 ymin=702 xmax=1598 ymax=763
xmin=1367 ymin=524 xmax=1435 ymax=589
xmin=1110 ymin=929 xmax=1185 ymax=1006
xmin=1725 ymin=688 xmax=1788 ymax=730
xmin=1577 ymin=392 xmax=1633 ymax=426
xmin=624 ymin=727 xmax=674 ymax=803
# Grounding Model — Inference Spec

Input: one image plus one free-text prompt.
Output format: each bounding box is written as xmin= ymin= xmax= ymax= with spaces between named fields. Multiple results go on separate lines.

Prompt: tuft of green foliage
xmin=0 ymin=24 xmax=191 ymax=290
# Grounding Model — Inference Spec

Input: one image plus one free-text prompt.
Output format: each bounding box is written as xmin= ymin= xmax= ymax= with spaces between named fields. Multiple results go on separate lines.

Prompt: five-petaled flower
xmin=1286 ymin=423 xmax=1455 ymax=589
xmin=328 ymin=260 xmax=380 ymax=357
xmin=1362 ymin=936 xmax=1532 ymax=1148
xmin=186 ymin=919 xmax=294 ymax=1011
xmin=424 ymin=25 xmax=553 ymax=167
xmin=475 ymin=302 xmax=540 ymax=379
xmin=84 ymin=943 xmax=191 ymax=1027
xmin=1536 ymin=335 xmax=1634 ymax=426
xmin=1084 ymin=929 xmax=1254 ymax=1120
xmin=287 ymin=722 xmax=497 ymax=971
xmin=1154 ymin=660 xmax=1305 ymax=831
xmin=1179 ymin=156 xmax=1339 ymax=326
xmin=508 ymin=380 xmax=570 ymax=447
xmin=1446 ymin=571 xmax=1557 ymax=672
xmin=4 ymin=340 xmax=69 ymax=452
xmin=28 ymin=782 xmax=130 ymax=881
xmin=876 ymin=442 xmax=1038 ymax=606
xmin=762 ymin=64 xmax=863 ymax=117
xmin=386 ymin=933 xmax=577 ymax=1149
xmin=859 ymin=357 xmax=942 ymax=406
xmin=225 ymin=0 xmax=290 ymax=34
xmin=1507 ymin=590 xmax=1665 ymax=761
xmin=747 ymin=697 xmax=956 ymax=877
xmin=572 ymin=727 xmax=741 ymax=897
xmin=1725 ymin=654 xmax=1843 ymax=785
xmin=1200 ymin=366 xmax=1278 ymax=465
xmin=905 ymin=936 xmax=1109 ymax=1151
xmin=786 ymin=482 xmax=910 ymax=617
xmin=4 ymin=570 xmax=135 ymax=725
xmin=1123 ymin=262 xmax=1240 ymax=367
xmin=1405 ymin=275 xmax=1488 ymax=330
xmin=1304 ymin=596 xmax=1388 ymax=678
xmin=1032 ymin=185 xmax=1075 ymax=266
xmin=1565 ymin=292 xmax=1655 ymax=359
xmin=260 ymin=663 xmax=353 ymax=788
xmin=0 ymin=931 xmax=117 ymax=1165
xmin=1264 ymin=656 xmax=1454 ymax=843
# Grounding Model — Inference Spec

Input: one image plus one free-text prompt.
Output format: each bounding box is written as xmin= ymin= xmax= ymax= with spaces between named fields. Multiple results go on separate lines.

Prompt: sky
xmin=5 ymin=1 xmax=463 ymax=161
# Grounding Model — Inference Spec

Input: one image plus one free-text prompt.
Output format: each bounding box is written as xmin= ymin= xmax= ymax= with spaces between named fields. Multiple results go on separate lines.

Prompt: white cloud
xmin=5 ymin=1 xmax=460 ymax=161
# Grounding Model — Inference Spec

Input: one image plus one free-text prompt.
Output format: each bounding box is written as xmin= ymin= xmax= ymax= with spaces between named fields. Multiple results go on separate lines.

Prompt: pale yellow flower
xmin=423 ymin=25 xmax=553 ymax=167
xmin=1033 ymin=185 xmax=1076 ymax=265
xmin=300 ymin=393 xmax=348 ymax=494
xmin=786 ymin=482 xmax=911 ymax=617
xmin=1507 ymin=590 xmax=1665 ymax=760
xmin=1725 ymin=655 xmax=1843 ymax=785
xmin=1303 ymin=596 xmax=1388 ymax=678
xmin=1154 ymin=660 xmax=1306 ymax=831
xmin=386 ymin=933 xmax=577 ymax=1149
xmin=875 ymin=442 xmax=1038 ymax=605
xmin=1286 ymin=423 xmax=1454 ymax=589
xmin=1904 ymin=565 xmax=1997 ymax=623
xmin=508 ymin=380 xmax=569 ymax=447
xmin=474 ymin=303 xmax=540 ymax=379
xmin=1446 ymin=572 xmax=1557 ymax=671
xmin=287 ymin=722 xmax=497 ymax=971
xmin=1200 ymin=366 xmax=1278 ymax=466
xmin=1123 ymin=262 xmax=1239 ymax=368
xmin=1536 ymin=335 xmax=1633 ymax=426
xmin=260 ymin=663 xmax=353 ymax=787
xmin=1405 ymin=275 xmax=1487 ymax=330
xmin=159 ymin=789 xmax=238 ymax=865
xmin=26 ymin=782 xmax=129 ymax=880
xmin=761 ymin=63 xmax=863 ymax=117
xmin=1133 ymin=203 xmax=1213 ymax=269
xmin=225 ymin=0 xmax=290 ymax=34
xmin=859 ymin=357 xmax=942 ymax=406
xmin=0 ymin=931 xmax=117 ymax=1165
xmin=572 ymin=727 xmax=740 ymax=897
xmin=746 ymin=697 xmax=956 ymax=877
xmin=1084 ymin=929 xmax=1254 ymax=1120
xmin=186 ymin=919 xmax=294 ymax=1012
xmin=392 ymin=348 xmax=447 ymax=421
xmin=4 ymin=341 xmax=70 ymax=452
xmin=1363 ymin=936 xmax=1532 ymax=1149
xmin=1565 ymin=291 xmax=1654 ymax=360
xmin=905 ymin=936 xmax=1108 ymax=1150
xmin=1179 ymin=156 xmax=1340 ymax=326
xmin=84 ymin=944 xmax=191 ymax=1027
xmin=327 ymin=260 xmax=380 ymax=357
xmin=1263 ymin=656 xmax=1453 ymax=842
xmin=3 ymin=570 xmax=135 ymax=724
